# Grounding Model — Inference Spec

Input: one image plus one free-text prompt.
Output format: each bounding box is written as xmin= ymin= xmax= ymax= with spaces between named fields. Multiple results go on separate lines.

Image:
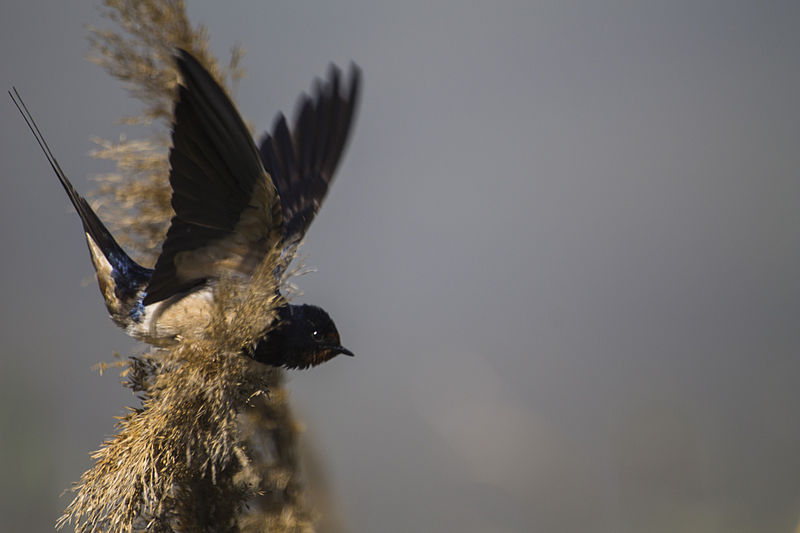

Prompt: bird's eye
xmin=311 ymin=330 xmax=323 ymax=341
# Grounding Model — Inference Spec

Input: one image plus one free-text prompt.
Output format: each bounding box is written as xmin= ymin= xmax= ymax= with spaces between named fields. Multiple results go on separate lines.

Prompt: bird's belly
xmin=128 ymin=288 xmax=216 ymax=345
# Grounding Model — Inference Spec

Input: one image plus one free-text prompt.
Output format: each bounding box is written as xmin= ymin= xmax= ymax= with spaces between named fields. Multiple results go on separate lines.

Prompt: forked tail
xmin=9 ymin=88 xmax=152 ymax=315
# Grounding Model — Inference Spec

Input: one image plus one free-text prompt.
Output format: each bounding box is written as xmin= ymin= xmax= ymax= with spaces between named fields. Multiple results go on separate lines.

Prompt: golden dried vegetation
xmin=58 ymin=1 xmax=316 ymax=531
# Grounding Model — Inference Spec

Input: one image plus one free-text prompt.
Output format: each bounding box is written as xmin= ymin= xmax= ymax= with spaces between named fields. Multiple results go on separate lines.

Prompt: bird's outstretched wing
xmin=258 ymin=63 xmax=361 ymax=249
xmin=145 ymin=51 xmax=361 ymax=306
xmin=143 ymin=50 xmax=283 ymax=305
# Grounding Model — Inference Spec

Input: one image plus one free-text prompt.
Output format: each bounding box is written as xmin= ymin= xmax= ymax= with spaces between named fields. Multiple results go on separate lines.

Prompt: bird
xmin=11 ymin=49 xmax=359 ymax=369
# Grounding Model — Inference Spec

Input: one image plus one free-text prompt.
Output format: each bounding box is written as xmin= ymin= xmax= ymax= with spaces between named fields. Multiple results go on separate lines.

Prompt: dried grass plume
xmin=58 ymin=1 xmax=317 ymax=531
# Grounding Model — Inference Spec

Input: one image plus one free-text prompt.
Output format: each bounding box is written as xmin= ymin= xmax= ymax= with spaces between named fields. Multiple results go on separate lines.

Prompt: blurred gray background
xmin=2 ymin=1 xmax=799 ymax=532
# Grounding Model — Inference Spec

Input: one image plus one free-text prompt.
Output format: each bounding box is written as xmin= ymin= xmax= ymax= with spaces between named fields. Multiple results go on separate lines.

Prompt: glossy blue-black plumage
xmin=252 ymin=304 xmax=353 ymax=369
xmin=13 ymin=49 xmax=359 ymax=368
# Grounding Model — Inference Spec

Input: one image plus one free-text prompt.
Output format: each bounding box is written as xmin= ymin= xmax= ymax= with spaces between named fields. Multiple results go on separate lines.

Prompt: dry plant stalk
xmin=87 ymin=0 xmax=244 ymax=260
xmin=61 ymin=252 xmax=284 ymax=531
xmin=59 ymin=1 xmax=315 ymax=531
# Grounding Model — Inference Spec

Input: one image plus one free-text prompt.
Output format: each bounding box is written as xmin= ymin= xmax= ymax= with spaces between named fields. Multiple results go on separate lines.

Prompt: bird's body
xmin=12 ymin=49 xmax=359 ymax=369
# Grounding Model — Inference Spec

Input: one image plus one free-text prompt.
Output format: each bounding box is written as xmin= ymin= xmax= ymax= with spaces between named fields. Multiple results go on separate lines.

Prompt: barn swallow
xmin=11 ymin=49 xmax=359 ymax=369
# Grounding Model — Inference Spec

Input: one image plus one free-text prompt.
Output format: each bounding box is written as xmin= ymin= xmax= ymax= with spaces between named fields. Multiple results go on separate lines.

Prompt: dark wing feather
xmin=144 ymin=50 xmax=282 ymax=305
xmin=258 ymin=63 xmax=361 ymax=244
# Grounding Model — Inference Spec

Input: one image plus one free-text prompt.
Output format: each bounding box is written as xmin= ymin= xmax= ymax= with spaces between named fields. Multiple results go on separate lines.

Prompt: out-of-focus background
xmin=2 ymin=1 xmax=799 ymax=532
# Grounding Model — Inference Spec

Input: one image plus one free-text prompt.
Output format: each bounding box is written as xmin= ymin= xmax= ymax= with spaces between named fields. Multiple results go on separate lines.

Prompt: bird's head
xmin=252 ymin=304 xmax=353 ymax=369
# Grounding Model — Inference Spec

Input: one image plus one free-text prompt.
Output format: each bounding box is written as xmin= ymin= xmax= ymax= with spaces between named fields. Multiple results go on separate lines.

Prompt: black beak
xmin=333 ymin=345 xmax=354 ymax=357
